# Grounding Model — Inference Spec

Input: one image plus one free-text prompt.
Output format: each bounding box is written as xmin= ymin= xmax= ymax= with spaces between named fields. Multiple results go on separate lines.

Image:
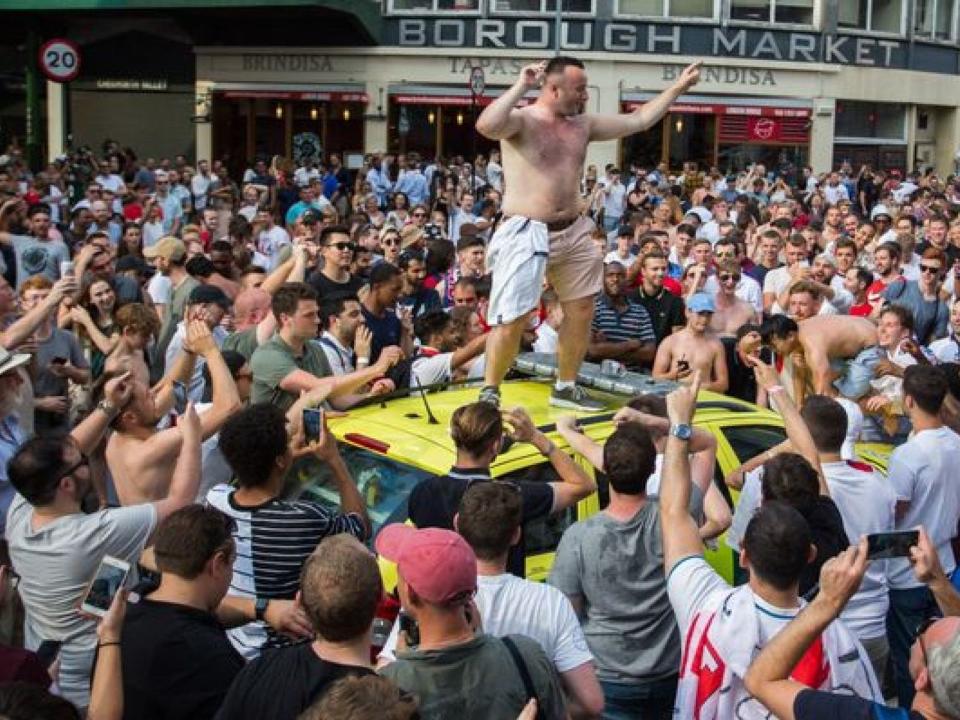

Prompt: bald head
xmin=233 ymin=288 xmax=271 ymax=330
xmin=924 ymin=617 xmax=960 ymax=716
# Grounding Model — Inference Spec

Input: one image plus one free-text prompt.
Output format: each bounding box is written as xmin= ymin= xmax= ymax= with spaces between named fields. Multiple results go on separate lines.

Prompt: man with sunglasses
xmin=745 ymin=533 xmax=960 ymax=720
xmin=709 ymin=260 xmax=759 ymax=337
xmin=308 ymin=225 xmax=363 ymax=301
xmin=883 ymin=247 xmax=949 ymax=345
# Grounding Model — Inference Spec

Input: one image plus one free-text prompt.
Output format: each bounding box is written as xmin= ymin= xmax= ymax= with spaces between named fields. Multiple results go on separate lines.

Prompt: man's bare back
xmin=798 ymin=315 xmax=877 ymax=359
xmin=499 ymin=108 xmax=589 ymax=223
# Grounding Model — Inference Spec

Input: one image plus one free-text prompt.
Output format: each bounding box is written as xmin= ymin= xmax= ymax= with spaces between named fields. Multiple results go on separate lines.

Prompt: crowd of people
xmin=0 ymin=55 xmax=958 ymax=720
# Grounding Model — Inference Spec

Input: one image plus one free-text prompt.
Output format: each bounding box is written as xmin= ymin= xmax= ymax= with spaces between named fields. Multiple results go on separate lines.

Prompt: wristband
xmin=356 ymin=357 xmax=370 ymax=366
xmin=96 ymin=399 xmax=119 ymax=420
xmin=98 ymin=641 xmax=121 ymax=648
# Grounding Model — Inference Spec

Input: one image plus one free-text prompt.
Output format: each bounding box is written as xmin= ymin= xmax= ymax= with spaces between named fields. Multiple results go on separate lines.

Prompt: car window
xmin=291 ymin=446 xmax=432 ymax=538
xmin=721 ymin=425 xmax=787 ymax=465
xmin=501 ymin=461 xmax=577 ymax=557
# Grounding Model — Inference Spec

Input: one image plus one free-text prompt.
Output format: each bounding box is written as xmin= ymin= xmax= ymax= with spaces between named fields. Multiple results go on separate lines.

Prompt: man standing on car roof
xmin=406 ymin=401 xmax=595 ymax=578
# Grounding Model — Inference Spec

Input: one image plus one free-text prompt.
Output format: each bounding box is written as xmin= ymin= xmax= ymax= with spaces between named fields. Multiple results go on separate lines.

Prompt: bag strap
xmin=501 ymin=636 xmax=546 ymax=720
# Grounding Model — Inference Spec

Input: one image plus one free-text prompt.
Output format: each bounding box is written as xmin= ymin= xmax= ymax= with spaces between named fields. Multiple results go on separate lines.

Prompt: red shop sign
xmin=748 ymin=117 xmax=781 ymax=141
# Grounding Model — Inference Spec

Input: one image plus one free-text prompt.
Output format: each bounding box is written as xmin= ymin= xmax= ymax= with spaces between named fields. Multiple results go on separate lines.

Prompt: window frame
xmin=487 ymin=0 xmax=596 ymax=18
xmin=912 ymin=0 xmax=959 ymax=43
xmin=725 ymin=0 xmax=816 ymax=29
xmin=834 ymin=100 xmax=909 ymax=145
xmin=613 ymin=0 xmax=719 ymax=22
xmin=836 ymin=0 xmax=909 ymax=38
xmin=386 ymin=0 xmax=483 ymax=16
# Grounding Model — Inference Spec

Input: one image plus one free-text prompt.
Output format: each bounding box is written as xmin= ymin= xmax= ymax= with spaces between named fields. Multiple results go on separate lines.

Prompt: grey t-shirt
xmin=548 ymin=490 xmax=703 ymax=684
xmin=380 ymin=634 xmax=567 ymax=720
xmin=5 ymin=496 xmax=157 ymax=708
xmin=35 ymin=327 xmax=88 ymax=432
xmin=10 ymin=234 xmax=70 ymax=288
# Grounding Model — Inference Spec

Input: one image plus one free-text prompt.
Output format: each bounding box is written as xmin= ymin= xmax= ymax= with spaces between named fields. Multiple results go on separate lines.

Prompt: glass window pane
xmin=392 ymin=0 xmax=433 ymax=9
xmin=670 ymin=0 xmax=713 ymax=17
xmin=437 ymin=0 xmax=478 ymax=7
xmin=620 ymin=0 xmax=664 ymax=14
xmin=916 ymin=0 xmax=955 ymax=38
xmin=873 ymin=0 xmax=904 ymax=32
xmin=545 ymin=0 xmax=592 ymax=11
xmin=839 ymin=0 xmax=868 ymax=28
xmin=835 ymin=101 xmax=906 ymax=140
xmin=730 ymin=0 xmax=772 ymax=22
xmin=774 ymin=0 xmax=813 ymax=24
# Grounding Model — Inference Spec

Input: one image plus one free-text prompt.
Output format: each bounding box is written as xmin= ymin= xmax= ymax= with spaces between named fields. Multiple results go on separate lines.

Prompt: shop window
xmin=835 ymin=101 xmax=906 ymax=142
xmin=669 ymin=113 xmax=715 ymax=172
xmin=729 ymin=0 xmax=813 ymax=24
xmin=838 ymin=0 xmax=905 ymax=34
xmin=389 ymin=0 xmax=479 ymax=12
xmin=491 ymin=0 xmax=594 ymax=15
xmin=615 ymin=0 xmax=716 ymax=19
xmin=914 ymin=0 xmax=957 ymax=40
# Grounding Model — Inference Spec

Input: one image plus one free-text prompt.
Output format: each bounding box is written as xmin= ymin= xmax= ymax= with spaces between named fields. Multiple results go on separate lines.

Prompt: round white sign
xmin=39 ymin=39 xmax=81 ymax=83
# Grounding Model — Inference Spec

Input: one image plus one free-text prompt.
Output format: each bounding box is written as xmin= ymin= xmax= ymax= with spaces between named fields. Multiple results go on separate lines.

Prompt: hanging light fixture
xmin=674 ymin=117 xmax=684 ymax=134
xmin=428 ymin=111 xmax=436 ymax=124
xmin=456 ymin=112 xmax=464 ymax=126
xmin=275 ymin=103 xmax=283 ymax=119
xmin=310 ymin=106 xmax=318 ymax=120
xmin=343 ymin=107 xmax=351 ymax=121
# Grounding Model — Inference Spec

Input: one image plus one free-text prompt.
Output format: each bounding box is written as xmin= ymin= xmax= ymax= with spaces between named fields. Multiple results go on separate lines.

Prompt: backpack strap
xmin=501 ymin=636 xmax=546 ymax=720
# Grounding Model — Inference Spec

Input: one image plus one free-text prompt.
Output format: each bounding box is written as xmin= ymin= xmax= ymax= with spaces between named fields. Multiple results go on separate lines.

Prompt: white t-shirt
xmin=257 ymin=225 xmax=291 ymax=270
xmin=5 ymin=497 xmax=157 ymax=708
xmin=191 ymin=173 xmax=212 ymax=211
xmin=410 ymin=351 xmax=453 ymax=387
xmin=929 ymin=334 xmax=960 ymax=363
xmin=822 ymin=460 xmax=897 ymax=640
xmin=602 ymin=183 xmax=626 ymax=219
xmin=604 ymin=250 xmax=638 ymax=268
xmin=147 ymin=273 xmax=173 ymax=306
xmin=96 ymin=173 xmax=125 ymax=213
xmin=886 ymin=426 xmax=960 ymax=588
xmin=380 ymin=572 xmax=593 ymax=674
xmin=823 ymin=183 xmax=849 ymax=205
xmin=486 ymin=161 xmax=504 ymax=192
xmin=704 ymin=274 xmax=763 ymax=313
xmin=762 ymin=265 xmax=796 ymax=314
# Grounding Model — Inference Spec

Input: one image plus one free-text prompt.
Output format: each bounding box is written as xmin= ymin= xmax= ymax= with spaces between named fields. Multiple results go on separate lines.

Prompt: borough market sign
xmin=386 ymin=21 xmax=916 ymax=69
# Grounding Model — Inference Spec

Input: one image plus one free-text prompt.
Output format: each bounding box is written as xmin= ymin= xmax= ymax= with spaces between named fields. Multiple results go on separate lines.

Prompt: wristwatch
xmin=669 ymin=423 xmax=693 ymax=441
xmin=254 ymin=597 xmax=269 ymax=622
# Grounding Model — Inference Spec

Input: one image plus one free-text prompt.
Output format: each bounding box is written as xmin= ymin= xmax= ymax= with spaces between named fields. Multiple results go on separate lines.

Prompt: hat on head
xmin=870 ymin=204 xmax=891 ymax=221
xmin=143 ymin=236 xmax=186 ymax=262
xmin=685 ymin=207 xmax=712 ymax=224
xmin=375 ymin=525 xmax=477 ymax=604
xmin=0 ymin=346 xmax=31 ymax=377
xmin=400 ymin=224 xmax=425 ymax=249
xmin=187 ymin=284 xmax=232 ymax=309
xmin=686 ymin=292 xmax=716 ymax=313
xmin=617 ymin=224 xmax=634 ymax=238
xmin=116 ymin=255 xmax=155 ymax=276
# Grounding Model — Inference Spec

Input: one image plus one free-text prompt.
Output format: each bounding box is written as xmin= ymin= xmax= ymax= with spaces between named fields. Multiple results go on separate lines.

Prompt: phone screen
xmin=867 ymin=531 xmax=919 ymax=560
xmin=81 ymin=557 xmax=130 ymax=616
xmin=303 ymin=408 xmax=324 ymax=444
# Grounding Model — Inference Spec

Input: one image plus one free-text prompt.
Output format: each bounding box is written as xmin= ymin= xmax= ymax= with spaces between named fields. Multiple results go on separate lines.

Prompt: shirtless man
xmin=759 ymin=314 xmax=880 ymax=404
xmin=653 ymin=292 xmax=728 ymax=393
xmin=106 ymin=320 xmax=241 ymax=505
xmin=475 ymin=56 xmax=701 ymax=411
xmin=710 ymin=260 xmax=758 ymax=336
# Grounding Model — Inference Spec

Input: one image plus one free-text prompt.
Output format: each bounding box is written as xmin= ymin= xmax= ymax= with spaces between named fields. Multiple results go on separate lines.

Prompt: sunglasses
xmin=719 ymin=273 xmax=740 ymax=283
xmin=327 ymin=242 xmax=355 ymax=252
xmin=382 ymin=238 xmax=400 ymax=247
xmin=412 ymin=212 xmax=426 ymax=217
xmin=920 ymin=264 xmax=941 ymax=274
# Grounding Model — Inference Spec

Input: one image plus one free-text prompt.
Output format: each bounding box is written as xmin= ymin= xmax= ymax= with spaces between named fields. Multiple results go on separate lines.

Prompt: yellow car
xmin=294 ymin=378 xmax=891 ymax=587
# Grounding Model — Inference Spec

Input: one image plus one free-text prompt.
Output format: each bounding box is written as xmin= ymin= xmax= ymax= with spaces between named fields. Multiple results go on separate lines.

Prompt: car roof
xmin=330 ymin=378 xmax=781 ymax=476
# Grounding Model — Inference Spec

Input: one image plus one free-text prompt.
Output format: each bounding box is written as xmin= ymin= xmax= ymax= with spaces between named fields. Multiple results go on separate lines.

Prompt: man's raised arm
xmin=660 ymin=371 xmax=704 ymax=573
xmin=589 ymin=62 xmax=701 ymax=141
xmin=475 ymin=62 xmax=542 ymax=140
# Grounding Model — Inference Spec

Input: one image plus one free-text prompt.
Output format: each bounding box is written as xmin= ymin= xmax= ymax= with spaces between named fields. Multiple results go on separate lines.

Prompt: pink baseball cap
xmin=375 ymin=525 xmax=477 ymax=604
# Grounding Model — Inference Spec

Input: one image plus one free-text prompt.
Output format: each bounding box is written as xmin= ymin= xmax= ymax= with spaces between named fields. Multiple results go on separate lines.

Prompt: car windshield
xmin=289 ymin=446 xmax=433 ymax=538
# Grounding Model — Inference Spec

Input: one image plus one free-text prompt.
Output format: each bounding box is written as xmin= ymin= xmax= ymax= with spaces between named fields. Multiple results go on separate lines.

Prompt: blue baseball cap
xmin=686 ymin=292 xmax=715 ymax=314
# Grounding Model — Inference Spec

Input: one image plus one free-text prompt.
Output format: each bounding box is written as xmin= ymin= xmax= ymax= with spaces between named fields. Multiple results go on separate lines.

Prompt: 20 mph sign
xmin=39 ymin=39 xmax=81 ymax=83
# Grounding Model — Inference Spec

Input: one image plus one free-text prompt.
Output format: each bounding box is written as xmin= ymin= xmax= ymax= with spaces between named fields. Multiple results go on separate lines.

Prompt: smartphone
xmin=398 ymin=611 xmax=420 ymax=647
xmin=59 ymin=261 xmax=74 ymax=277
xmin=80 ymin=555 xmax=131 ymax=618
xmin=35 ymin=639 xmax=62 ymax=668
xmin=302 ymin=407 xmax=324 ymax=444
xmin=867 ymin=530 xmax=919 ymax=560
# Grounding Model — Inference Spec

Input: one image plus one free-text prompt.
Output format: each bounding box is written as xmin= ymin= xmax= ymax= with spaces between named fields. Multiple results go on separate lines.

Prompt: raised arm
xmin=555 ymin=415 xmax=604 ymax=470
xmin=189 ymin=323 xmax=242 ymax=440
xmin=505 ymin=407 xmax=596 ymax=513
xmin=475 ymin=62 xmax=542 ymax=141
xmin=1 ymin=275 xmax=77 ymax=350
xmin=71 ymin=372 xmax=133 ymax=455
xmin=589 ymin=62 xmax=701 ymax=142
xmin=660 ymin=371 xmax=704 ymax=573
xmin=152 ymin=402 xmax=201 ymax=525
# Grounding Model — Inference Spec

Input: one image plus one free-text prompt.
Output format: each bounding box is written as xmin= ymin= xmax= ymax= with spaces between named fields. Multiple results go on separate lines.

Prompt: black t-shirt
xmin=214 ymin=643 xmax=374 ymax=720
xmin=798 ymin=496 xmax=850 ymax=597
xmin=723 ymin=339 xmax=772 ymax=405
xmin=794 ymin=688 xmax=923 ymax=719
xmin=631 ymin=286 xmax=685 ymax=344
xmin=407 ymin=467 xmax=554 ymax=578
xmin=361 ymin=305 xmax=403 ymax=364
xmin=308 ymin=271 xmax=364 ymax=301
xmin=119 ymin=598 xmax=244 ymax=720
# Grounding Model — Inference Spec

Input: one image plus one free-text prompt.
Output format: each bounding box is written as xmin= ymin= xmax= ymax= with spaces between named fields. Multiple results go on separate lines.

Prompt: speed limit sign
xmin=39 ymin=39 xmax=81 ymax=83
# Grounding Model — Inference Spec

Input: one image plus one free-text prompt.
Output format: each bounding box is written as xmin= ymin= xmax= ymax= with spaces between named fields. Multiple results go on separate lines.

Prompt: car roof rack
xmin=513 ymin=352 xmax=680 ymax=397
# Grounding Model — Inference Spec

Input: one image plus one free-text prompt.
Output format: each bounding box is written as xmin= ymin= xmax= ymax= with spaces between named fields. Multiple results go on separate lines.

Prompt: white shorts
xmin=486 ymin=215 xmax=602 ymax=326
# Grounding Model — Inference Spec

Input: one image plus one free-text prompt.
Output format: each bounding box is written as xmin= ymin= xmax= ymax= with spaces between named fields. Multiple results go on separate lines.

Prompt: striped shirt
xmin=591 ymin=294 xmax=656 ymax=345
xmin=206 ymin=484 xmax=365 ymax=659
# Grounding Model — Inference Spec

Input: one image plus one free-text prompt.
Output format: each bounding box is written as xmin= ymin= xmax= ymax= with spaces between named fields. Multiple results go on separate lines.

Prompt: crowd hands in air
xmin=0 ymin=55 xmax=958 ymax=720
